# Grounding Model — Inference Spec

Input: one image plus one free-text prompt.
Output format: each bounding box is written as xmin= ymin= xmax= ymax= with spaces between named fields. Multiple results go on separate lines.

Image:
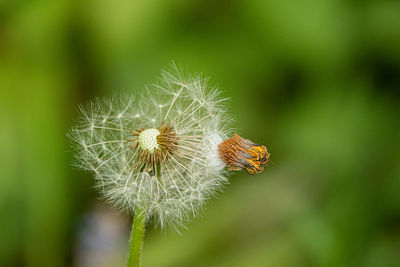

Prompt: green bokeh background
xmin=1 ymin=0 xmax=400 ymax=266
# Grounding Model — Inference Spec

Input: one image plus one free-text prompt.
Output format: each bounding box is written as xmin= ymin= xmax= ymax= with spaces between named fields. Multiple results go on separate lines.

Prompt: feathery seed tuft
xmin=68 ymin=64 xmax=232 ymax=228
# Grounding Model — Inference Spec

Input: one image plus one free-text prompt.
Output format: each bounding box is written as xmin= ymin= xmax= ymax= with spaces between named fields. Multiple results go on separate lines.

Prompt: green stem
xmin=127 ymin=208 xmax=146 ymax=267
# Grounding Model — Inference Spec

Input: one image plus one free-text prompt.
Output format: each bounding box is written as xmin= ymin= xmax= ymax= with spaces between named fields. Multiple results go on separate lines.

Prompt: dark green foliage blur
xmin=1 ymin=0 xmax=399 ymax=266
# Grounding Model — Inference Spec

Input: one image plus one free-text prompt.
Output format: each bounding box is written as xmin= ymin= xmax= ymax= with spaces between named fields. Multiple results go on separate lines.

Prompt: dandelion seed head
xmin=68 ymin=63 xmax=232 ymax=228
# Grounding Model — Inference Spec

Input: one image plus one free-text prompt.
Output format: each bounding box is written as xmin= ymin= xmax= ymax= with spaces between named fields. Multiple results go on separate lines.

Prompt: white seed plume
xmin=68 ymin=65 xmax=232 ymax=228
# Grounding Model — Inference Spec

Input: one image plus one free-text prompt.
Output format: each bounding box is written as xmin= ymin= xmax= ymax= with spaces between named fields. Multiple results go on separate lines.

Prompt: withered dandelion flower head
xmin=218 ymin=134 xmax=270 ymax=175
xmin=68 ymin=64 xmax=270 ymax=228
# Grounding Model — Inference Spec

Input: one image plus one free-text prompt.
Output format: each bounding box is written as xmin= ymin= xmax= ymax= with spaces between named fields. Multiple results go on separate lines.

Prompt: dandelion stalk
xmin=127 ymin=207 xmax=146 ymax=267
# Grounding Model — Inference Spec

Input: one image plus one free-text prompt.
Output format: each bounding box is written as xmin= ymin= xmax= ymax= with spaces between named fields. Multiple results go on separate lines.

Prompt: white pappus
xmin=68 ymin=64 xmax=233 ymax=228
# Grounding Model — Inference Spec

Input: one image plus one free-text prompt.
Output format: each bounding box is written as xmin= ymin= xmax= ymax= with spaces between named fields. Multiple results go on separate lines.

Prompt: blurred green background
xmin=1 ymin=0 xmax=400 ymax=266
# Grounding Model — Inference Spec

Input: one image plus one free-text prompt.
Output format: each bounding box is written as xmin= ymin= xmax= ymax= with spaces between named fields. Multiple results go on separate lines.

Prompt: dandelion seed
xmin=68 ymin=63 xmax=270 ymax=229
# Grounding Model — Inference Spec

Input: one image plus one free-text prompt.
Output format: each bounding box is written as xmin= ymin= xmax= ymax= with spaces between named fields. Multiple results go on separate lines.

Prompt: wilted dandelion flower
xmin=68 ymin=65 xmax=270 ymax=228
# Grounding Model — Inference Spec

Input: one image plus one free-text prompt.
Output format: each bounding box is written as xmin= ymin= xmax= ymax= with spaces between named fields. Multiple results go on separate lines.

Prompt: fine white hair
xmin=68 ymin=63 xmax=232 ymax=228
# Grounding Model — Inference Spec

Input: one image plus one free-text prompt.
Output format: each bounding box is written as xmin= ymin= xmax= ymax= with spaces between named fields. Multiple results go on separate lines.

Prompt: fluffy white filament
xmin=68 ymin=65 xmax=232 ymax=228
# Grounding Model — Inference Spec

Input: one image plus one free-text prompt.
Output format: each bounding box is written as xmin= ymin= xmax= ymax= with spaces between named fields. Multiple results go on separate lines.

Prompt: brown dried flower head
xmin=218 ymin=133 xmax=270 ymax=175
